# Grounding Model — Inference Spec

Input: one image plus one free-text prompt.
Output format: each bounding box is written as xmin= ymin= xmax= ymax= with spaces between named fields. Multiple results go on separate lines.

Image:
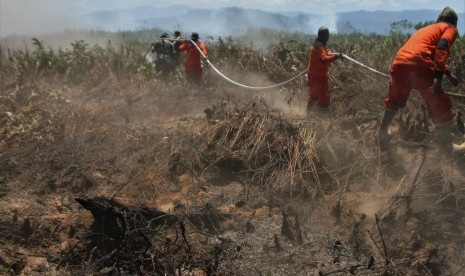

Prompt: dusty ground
xmin=1 ymin=68 xmax=465 ymax=275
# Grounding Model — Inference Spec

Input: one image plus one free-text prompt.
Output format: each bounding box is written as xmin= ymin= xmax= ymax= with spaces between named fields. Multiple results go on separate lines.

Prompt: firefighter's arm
xmin=445 ymin=71 xmax=458 ymax=86
xmin=200 ymin=43 xmax=208 ymax=57
xmin=320 ymin=47 xmax=337 ymax=63
xmin=434 ymin=27 xmax=457 ymax=76
xmin=178 ymin=42 xmax=188 ymax=52
xmin=435 ymin=31 xmax=459 ymax=86
xmin=432 ymin=27 xmax=458 ymax=93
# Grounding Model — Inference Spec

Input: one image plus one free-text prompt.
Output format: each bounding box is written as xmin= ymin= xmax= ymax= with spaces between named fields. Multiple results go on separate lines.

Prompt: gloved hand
xmin=446 ymin=71 xmax=459 ymax=86
xmin=334 ymin=53 xmax=343 ymax=60
xmin=430 ymin=77 xmax=443 ymax=94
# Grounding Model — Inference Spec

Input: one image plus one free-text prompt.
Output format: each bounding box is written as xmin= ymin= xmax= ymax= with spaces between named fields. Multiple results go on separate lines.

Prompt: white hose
xmin=341 ymin=54 xmax=390 ymax=79
xmin=188 ymin=40 xmax=465 ymax=150
xmin=190 ymin=41 xmax=387 ymax=90
xmin=188 ymin=40 xmax=465 ymax=100
xmin=338 ymin=54 xmax=465 ymax=151
xmin=340 ymin=54 xmax=465 ymax=99
xmin=189 ymin=40 xmax=307 ymax=90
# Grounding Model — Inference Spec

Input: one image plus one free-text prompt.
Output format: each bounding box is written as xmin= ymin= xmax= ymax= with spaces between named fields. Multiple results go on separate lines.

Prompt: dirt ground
xmin=1 ymin=68 xmax=465 ymax=275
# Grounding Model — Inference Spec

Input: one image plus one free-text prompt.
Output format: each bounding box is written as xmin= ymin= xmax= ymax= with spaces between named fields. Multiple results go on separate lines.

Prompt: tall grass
xmin=1 ymin=28 xmax=464 ymax=88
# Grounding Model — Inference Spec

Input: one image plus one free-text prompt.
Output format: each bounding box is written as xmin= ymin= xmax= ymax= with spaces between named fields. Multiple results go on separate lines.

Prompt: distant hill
xmin=84 ymin=6 xmax=464 ymax=36
xmin=336 ymin=9 xmax=445 ymax=34
xmin=137 ymin=7 xmax=326 ymax=36
xmin=87 ymin=5 xmax=192 ymax=31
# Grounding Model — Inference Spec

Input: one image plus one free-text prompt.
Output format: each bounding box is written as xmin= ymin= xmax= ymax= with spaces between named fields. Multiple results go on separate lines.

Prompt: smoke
xmin=0 ymin=1 xmax=338 ymax=41
xmin=0 ymin=0 xmax=91 ymax=37
xmin=304 ymin=12 xmax=338 ymax=34
xmin=174 ymin=8 xmax=337 ymax=38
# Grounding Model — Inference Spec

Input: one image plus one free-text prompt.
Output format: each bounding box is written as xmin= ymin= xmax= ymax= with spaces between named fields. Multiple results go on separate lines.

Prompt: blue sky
xmin=1 ymin=0 xmax=464 ymax=36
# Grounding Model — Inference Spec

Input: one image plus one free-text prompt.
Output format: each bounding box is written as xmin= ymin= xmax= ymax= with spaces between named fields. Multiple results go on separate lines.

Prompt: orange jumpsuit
xmin=385 ymin=22 xmax=457 ymax=124
xmin=179 ymin=41 xmax=208 ymax=86
xmin=307 ymin=40 xmax=337 ymax=108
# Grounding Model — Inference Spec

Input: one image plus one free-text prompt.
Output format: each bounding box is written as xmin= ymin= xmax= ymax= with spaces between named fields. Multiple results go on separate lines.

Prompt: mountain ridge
xmin=85 ymin=6 xmax=464 ymax=35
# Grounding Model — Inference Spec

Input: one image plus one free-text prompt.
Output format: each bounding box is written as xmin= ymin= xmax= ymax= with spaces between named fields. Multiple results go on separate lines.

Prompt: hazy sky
xmin=47 ymin=0 xmax=465 ymax=13
xmin=1 ymin=0 xmax=464 ymax=36
xmin=71 ymin=0 xmax=465 ymax=13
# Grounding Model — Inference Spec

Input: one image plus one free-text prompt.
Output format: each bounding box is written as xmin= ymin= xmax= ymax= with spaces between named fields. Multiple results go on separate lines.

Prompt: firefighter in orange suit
xmin=306 ymin=26 xmax=343 ymax=115
xmin=379 ymin=7 xmax=459 ymax=153
xmin=179 ymin=32 xmax=208 ymax=86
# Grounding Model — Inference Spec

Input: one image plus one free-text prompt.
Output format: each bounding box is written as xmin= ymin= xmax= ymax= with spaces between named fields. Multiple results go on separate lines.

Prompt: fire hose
xmin=340 ymin=54 xmax=389 ymax=78
xmin=188 ymin=40 xmax=307 ymax=90
xmin=340 ymin=54 xmax=464 ymax=99
xmin=189 ymin=40 xmax=465 ymax=99
xmin=189 ymin=40 xmax=465 ymax=150
xmin=338 ymin=53 xmax=465 ymax=151
xmin=166 ymin=40 xmax=465 ymax=150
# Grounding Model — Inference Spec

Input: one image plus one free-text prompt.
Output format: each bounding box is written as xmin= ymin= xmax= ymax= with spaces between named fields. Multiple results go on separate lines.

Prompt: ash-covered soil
xmin=1 ymin=73 xmax=465 ymax=276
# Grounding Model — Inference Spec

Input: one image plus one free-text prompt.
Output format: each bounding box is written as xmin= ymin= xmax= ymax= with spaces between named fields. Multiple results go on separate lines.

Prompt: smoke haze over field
xmin=0 ymin=0 xmax=89 ymax=36
xmin=0 ymin=1 xmax=463 ymax=38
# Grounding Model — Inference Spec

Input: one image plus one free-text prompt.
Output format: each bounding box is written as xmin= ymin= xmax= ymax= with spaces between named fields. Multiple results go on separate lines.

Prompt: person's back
xmin=394 ymin=22 xmax=457 ymax=69
xmin=308 ymin=40 xmax=334 ymax=77
xmin=179 ymin=32 xmax=208 ymax=86
xmin=306 ymin=26 xmax=342 ymax=114
xmin=153 ymin=34 xmax=174 ymax=62
xmin=180 ymin=40 xmax=207 ymax=66
xmin=378 ymin=6 xmax=460 ymax=153
xmin=152 ymin=33 xmax=175 ymax=78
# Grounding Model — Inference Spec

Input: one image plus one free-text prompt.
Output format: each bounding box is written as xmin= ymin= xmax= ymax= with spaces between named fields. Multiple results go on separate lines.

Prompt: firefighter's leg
xmin=315 ymin=77 xmax=330 ymax=119
xmin=379 ymin=65 xmax=411 ymax=150
xmin=414 ymin=66 xmax=454 ymax=154
xmin=306 ymin=78 xmax=320 ymax=118
xmin=417 ymin=80 xmax=453 ymax=155
xmin=306 ymin=88 xmax=317 ymax=116
xmin=194 ymin=66 xmax=202 ymax=86
xmin=378 ymin=109 xmax=396 ymax=150
xmin=435 ymin=122 xmax=453 ymax=154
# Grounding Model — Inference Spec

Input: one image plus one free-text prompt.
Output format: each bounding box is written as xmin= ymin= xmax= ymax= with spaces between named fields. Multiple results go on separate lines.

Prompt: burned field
xmin=1 ymin=33 xmax=465 ymax=275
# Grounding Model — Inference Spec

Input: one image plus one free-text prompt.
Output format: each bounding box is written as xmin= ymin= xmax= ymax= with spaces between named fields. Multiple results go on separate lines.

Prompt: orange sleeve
xmin=320 ymin=47 xmax=336 ymax=63
xmin=434 ymin=26 xmax=457 ymax=72
xmin=179 ymin=42 xmax=188 ymax=52
xmin=308 ymin=44 xmax=334 ymax=77
xmin=199 ymin=43 xmax=207 ymax=56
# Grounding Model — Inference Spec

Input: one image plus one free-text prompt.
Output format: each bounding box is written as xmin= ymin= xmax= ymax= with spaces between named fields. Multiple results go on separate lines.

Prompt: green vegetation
xmin=0 ymin=27 xmax=464 ymax=96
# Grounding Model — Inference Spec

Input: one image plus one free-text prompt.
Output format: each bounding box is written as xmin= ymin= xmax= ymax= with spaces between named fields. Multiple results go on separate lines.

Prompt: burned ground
xmin=1 ymin=36 xmax=465 ymax=275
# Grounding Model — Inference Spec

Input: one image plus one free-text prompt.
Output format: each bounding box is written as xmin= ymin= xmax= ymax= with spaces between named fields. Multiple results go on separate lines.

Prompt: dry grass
xmin=1 ymin=32 xmax=465 ymax=275
xmin=197 ymin=101 xmax=320 ymax=198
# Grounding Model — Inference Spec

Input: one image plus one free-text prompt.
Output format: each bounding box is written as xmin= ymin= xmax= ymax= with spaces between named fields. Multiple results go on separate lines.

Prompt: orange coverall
xmin=385 ymin=22 xmax=458 ymax=124
xmin=307 ymin=40 xmax=337 ymax=108
xmin=179 ymin=41 xmax=208 ymax=86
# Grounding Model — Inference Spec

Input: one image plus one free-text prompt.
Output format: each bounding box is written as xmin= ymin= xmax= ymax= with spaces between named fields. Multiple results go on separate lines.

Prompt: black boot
xmin=435 ymin=122 xmax=453 ymax=155
xmin=306 ymin=100 xmax=316 ymax=118
xmin=316 ymin=106 xmax=330 ymax=119
xmin=378 ymin=109 xmax=396 ymax=150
